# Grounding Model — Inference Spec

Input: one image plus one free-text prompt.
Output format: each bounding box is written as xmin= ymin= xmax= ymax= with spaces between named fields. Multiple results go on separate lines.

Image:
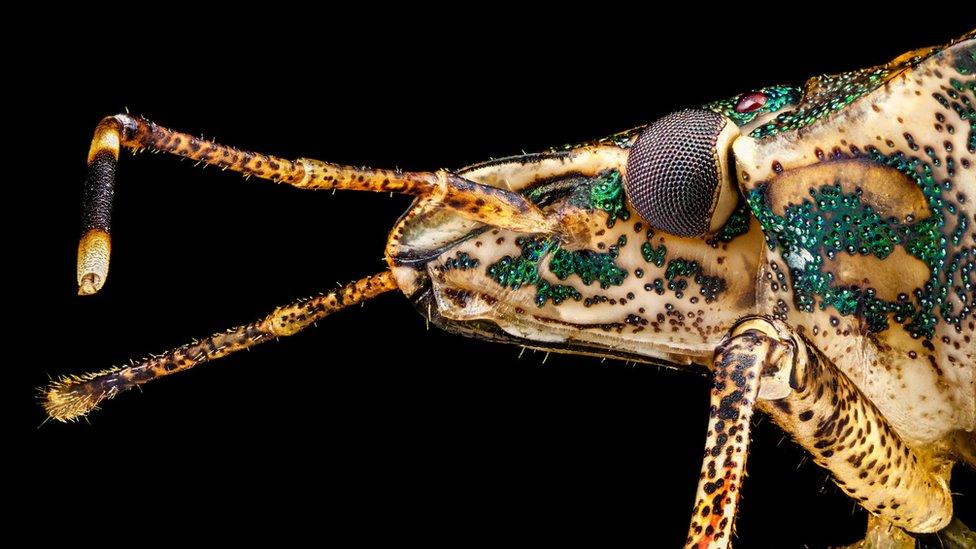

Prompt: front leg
xmin=685 ymin=317 xmax=953 ymax=549
xmin=684 ymin=320 xmax=769 ymax=548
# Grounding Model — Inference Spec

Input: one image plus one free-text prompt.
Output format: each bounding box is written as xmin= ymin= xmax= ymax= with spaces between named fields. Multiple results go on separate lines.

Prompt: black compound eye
xmin=625 ymin=109 xmax=738 ymax=237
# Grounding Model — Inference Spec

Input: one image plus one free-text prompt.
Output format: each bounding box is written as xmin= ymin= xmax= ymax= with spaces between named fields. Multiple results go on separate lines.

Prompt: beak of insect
xmin=624 ymin=109 xmax=740 ymax=236
xmin=549 ymin=206 xmax=596 ymax=251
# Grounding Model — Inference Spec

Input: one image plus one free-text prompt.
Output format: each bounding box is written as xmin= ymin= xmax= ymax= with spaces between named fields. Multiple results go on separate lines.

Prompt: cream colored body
xmin=393 ymin=35 xmax=975 ymax=447
xmin=386 ymin=35 xmax=975 ymax=538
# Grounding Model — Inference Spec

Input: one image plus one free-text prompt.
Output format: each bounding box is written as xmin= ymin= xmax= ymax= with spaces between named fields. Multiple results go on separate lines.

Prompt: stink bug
xmin=46 ymin=28 xmax=976 ymax=549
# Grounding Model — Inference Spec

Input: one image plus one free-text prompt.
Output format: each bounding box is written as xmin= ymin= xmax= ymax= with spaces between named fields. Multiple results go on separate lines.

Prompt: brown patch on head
xmin=824 ymin=247 xmax=929 ymax=302
xmin=765 ymin=159 xmax=928 ymax=221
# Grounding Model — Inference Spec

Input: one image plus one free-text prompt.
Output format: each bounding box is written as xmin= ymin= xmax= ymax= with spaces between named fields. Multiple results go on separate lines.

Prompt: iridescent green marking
xmin=663 ymin=258 xmax=727 ymax=303
xmin=665 ymin=259 xmax=697 ymax=280
xmin=486 ymin=236 xmax=629 ymax=306
xmin=704 ymin=85 xmax=801 ymax=127
xmin=706 ymin=201 xmax=752 ymax=247
xmin=527 ymin=169 xmax=630 ymax=229
xmin=748 ymin=150 xmax=975 ymax=337
xmin=641 ymin=242 xmax=667 ymax=267
xmin=486 ymin=238 xmax=582 ymax=306
xmin=751 ymin=67 xmax=892 ymax=138
xmin=549 ymin=246 xmax=628 ymax=289
xmin=572 ymin=169 xmax=630 ymax=228
xmin=486 ymin=238 xmax=548 ymax=291
xmin=443 ymin=251 xmax=480 ymax=271
xmin=498 ymin=169 xmax=633 ymax=303
xmin=533 ymin=280 xmax=583 ymax=306
xmin=951 ymin=214 xmax=969 ymax=247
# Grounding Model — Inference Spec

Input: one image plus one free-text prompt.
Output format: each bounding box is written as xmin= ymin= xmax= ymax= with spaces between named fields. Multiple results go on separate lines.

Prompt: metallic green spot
xmin=578 ymin=169 xmax=630 ymax=228
xmin=486 ymin=236 xmax=629 ymax=307
xmin=641 ymin=242 xmax=667 ymax=267
xmin=750 ymin=68 xmax=892 ymax=138
xmin=486 ymin=238 xmax=582 ymax=306
xmin=707 ymin=201 xmax=752 ymax=247
xmin=549 ymin=247 xmax=628 ymax=289
xmin=663 ymin=258 xmax=727 ymax=303
xmin=443 ymin=251 xmax=480 ymax=271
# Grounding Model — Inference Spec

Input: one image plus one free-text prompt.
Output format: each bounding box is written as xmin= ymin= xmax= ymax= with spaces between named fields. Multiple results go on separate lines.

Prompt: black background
xmin=22 ymin=15 xmax=975 ymax=548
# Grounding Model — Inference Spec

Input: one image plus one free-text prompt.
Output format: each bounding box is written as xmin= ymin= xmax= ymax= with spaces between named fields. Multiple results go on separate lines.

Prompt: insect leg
xmin=684 ymin=317 xmax=954 ymax=549
xmin=684 ymin=321 xmax=768 ymax=549
xmin=79 ymin=114 xmax=558 ymax=295
xmin=43 ymin=272 xmax=397 ymax=422
xmin=750 ymin=317 xmax=953 ymax=534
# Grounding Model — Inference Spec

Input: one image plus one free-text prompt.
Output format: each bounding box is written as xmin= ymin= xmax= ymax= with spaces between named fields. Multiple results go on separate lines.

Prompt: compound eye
xmin=624 ymin=109 xmax=740 ymax=237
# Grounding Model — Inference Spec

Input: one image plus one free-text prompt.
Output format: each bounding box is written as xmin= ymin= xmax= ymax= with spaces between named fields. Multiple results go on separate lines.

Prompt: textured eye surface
xmin=625 ymin=109 xmax=736 ymax=237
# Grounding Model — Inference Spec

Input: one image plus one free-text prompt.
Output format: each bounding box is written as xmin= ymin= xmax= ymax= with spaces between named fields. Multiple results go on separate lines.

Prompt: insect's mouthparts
xmin=551 ymin=205 xmax=595 ymax=251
